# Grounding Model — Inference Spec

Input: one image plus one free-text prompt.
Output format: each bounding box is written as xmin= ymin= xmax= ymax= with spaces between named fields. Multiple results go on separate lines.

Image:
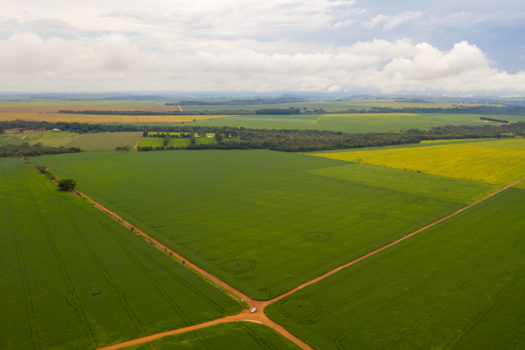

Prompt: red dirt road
xmin=98 ymin=309 xmax=312 ymax=350
xmin=78 ymin=188 xmax=313 ymax=349
xmin=267 ymin=175 xmax=525 ymax=304
xmin=84 ymin=176 xmax=524 ymax=350
xmin=75 ymin=190 xmax=253 ymax=304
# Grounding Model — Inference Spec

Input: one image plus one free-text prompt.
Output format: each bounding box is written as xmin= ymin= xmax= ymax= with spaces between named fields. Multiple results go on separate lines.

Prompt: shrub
xmin=58 ymin=179 xmax=76 ymax=192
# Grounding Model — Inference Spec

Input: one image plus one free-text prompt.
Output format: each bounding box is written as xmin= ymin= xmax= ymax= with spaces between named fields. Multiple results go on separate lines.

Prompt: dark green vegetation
xmin=57 ymin=178 xmax=76 ymax=192
xmin=4 ymin=120 xmax=525 ymax=152
xmin=266 ymin=188 xmax=525 ymax=349
xmin=174 ymin=96 xmax=305 ymax=106
xmin=341 ymin=104 xmax=525 ymax=115
xmin=128 ymin=322 xmax=300 ymax=350
xmin=0 ymin=158 xmax=241 ymax=350
xmin=481 ymin=116 xmax=509 ymax=123
xmin=255 ymin=107 xmax=302 ymax=115
xmin=30 ymin=150 xmax=497 ymax=300
xmin=0 ymin=143 xmax=80 ymax=157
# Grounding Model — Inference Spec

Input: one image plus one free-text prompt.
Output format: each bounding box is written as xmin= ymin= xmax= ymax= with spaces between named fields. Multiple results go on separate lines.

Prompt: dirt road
xmin=85 ymin=176 xmax=524 ymax=350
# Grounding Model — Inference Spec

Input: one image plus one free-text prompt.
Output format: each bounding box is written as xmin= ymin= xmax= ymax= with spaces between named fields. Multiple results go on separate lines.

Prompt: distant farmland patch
xmin=0 ymin=112 xmax=233 ymax=123
xmin=311 ymin=138 xmax=525 ymax=186
xmin=193 ymin=112 xmax=518 ymax=133
xmin=0 ymin=130 xmax=142 ymax=151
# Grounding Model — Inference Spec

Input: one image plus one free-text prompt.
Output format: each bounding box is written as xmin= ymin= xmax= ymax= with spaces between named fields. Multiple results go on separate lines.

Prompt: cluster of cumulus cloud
xmin=1 ymin=32 xmax=524 ymax=94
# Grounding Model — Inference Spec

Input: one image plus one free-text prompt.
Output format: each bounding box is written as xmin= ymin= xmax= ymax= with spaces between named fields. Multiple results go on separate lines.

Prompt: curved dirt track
xmin=84 ymin=176 xmax=525 ymax=350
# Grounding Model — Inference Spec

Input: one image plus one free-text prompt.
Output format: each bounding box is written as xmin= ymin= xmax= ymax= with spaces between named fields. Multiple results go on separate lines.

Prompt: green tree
xmin=58 ymin=179 xmax=76 ymax=192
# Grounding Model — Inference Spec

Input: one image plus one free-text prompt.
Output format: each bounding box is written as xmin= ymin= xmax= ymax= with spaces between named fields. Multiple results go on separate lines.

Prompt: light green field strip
xmin=125 ymin=322 xmax=300 ymax=350
xmin=193 ymin=113 xmax=525 ymax=133
xmin=311 ymin=138 xmax=525 ymax=187
xmin=307 ymin=162 xmax=499 ymax=204
xmin=0 ymin=158 xmax=241 ymax=350
xmin=267 ymin=187 xmax=525 ymax=349
xmin=138 ymin=137 xmax=215 ymax=148
xmin=0 ymin=131 xmax=142 ymax=151
xmin=30 ymin=150 xmax=495 ymax=300
xmin=138 ymin=137 xmax=164 ymax=148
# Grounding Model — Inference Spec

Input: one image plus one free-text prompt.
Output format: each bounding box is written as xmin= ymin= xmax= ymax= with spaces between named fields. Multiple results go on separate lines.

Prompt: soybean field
xmin=0 ymin=158 xmax=241 ymax=350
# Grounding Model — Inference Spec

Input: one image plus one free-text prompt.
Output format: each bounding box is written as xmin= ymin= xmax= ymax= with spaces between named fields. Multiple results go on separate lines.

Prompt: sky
xmin=1 ymin=0 xmax=525 ymax=95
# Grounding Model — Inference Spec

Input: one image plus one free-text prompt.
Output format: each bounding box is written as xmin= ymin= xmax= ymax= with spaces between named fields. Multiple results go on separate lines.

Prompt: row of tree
xmin=59 ymin=104 xmax=525 ymax=116
xmin=0 ymin=143 xmax=81 ymax=157
xmin=171 ymin=96 xmax=305 ymax=105
xmin=340 ymin=105 xmax=525 ymax=115
xmin=2 ymin=120 xmax=525 ymax=153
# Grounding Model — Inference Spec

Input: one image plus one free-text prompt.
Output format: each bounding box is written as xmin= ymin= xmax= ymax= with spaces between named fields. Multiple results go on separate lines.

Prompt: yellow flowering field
xmin=311 ymin=138 xmax=525 ymax=187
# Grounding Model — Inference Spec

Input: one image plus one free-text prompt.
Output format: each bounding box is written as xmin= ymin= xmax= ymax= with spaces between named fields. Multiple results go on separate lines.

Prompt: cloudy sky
xmin=1 ymin=0 xmax=525 ymax=95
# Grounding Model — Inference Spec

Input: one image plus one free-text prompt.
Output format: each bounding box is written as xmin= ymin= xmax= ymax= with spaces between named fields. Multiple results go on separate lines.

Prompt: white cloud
xmin=364 ymin=11 xmax=423 ymax=31
xmin=0 ymin=33 xmax=68 ymax=74
xmin=0 ymin=1 xmax=524 ymax=94
xmin=1 ymin=33 xmax=524 ymax=94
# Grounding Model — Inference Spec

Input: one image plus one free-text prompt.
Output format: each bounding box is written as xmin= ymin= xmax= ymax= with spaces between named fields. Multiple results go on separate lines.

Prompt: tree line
xmin=0 ymin=143 xmax=81 ymax=158
xmin=2 ymin=120 xmax=525 ymax=153
xmin=339 ymin=105 xmax=525 ymax=115
xmin=171 ymin=96 xmax=305 ymax=105
xmin=59 ymin=104 xmax=525 ymax=116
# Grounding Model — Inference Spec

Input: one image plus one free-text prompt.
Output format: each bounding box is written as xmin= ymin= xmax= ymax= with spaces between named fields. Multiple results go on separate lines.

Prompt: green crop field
xmin=266 ymin=188 xmax=525 ymax=349
xmin=127 ymin=322 xmax=299 ymax=350
xmin=0 ymin=131 xmax=142 ymax=151
xmin=138 ymin=136 xmax=217 ymax=148
xmin=312 ymin=138 xmax=525 ymax=187
xmin=30 ymin=150 xmax=496 ymax=300
xmin=173 ymin=98 xmax=497 ymax=113
xmin=0 ymin=158 xmax=241 ymax=350
xmin=192 ymin=113 xmax=525 ymax=133
xmin=138 ymin=137 xmax=164 ymax=148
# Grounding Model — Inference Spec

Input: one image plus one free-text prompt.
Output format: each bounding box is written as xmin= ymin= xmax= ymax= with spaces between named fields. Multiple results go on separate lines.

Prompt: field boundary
xmin=29 ymin=158 xmax=523 ymax=350
xmin=268 ymin=175 xmax=525 ymax=304
xmin=132 ymin=137 xmax=142 ymax=151
xmin=91 ymin=175 xmax=524 ymax=350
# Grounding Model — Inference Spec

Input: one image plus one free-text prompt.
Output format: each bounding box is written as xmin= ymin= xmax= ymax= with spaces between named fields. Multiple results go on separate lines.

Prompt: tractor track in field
xmin=132 ymin=137 xmax=142 ymax=151
xmin=54 ymin=167 xmax=523 ymax=350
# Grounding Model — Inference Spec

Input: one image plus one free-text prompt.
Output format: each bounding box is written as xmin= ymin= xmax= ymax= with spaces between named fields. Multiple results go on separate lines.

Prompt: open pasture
xmin=127 ymin=322 xmax=299 ymax=350
xmin=175 ymin=98 xmax=494 ymax=113
xmin=30 ymin=150 xmax=495 ymax=300
xmin=267 ymin=188 xmax=525 ymax=349
xmin=0 ymin=104 xmax=182 ymax=112
xmin=0 ymin=111 xmax=233 ymax=123
xmin=311 ymin=138 xmax=525 ymax=186
xmin=313 ymin=113 xmax=486 ymax=132
xmin=0 ymin=100 xmax=171 ymax=107
xmin=138 ymin=137 xmax=164 ymax=148
xmin=0 ymin=158 xmax=241 ymax=350
xmin=193 ymin=113 xmax=524 ymax=133
xmin=0 ymin=131 xmax=142 ymax=151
